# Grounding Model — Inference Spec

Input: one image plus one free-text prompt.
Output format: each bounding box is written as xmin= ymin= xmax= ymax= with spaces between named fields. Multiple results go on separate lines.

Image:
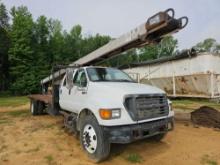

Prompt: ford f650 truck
xmin=30 ymin=66 xmax=173 ymax=161
xmin=28 ymin=9 xmax=187 ymax=162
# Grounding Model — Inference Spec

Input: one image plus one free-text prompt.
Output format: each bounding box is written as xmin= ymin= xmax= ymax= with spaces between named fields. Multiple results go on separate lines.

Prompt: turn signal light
xmin=99 ymin=109 xmax=121 ymax=120
xmin=99 ymin=109 xmax=112 ymax=119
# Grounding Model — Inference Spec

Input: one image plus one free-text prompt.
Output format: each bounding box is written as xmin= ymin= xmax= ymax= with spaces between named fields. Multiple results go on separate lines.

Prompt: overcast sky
xmin=2 ymin=0 xmax=220 ymax=49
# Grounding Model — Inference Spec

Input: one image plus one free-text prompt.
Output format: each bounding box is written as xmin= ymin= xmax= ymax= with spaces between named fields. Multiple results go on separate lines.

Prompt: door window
xmin=73 ymin=69 xmax=87 ymax=87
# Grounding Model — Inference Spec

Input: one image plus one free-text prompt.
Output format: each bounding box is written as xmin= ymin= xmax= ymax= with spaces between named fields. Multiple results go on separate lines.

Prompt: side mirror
xmin=66 ymin=68 xmax=74 ymax=89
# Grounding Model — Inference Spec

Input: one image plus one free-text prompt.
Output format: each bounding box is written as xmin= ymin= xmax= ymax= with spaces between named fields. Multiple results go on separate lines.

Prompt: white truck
xmin=30 ymin=66 xmax=173 ymax=161
xmin=28 ymin=9 xmax=187 ymax=162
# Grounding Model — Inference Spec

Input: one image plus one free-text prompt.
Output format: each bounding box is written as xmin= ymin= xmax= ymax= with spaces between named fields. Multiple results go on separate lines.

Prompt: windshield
xmin=86 ymin=68 xmax=135 ymax=82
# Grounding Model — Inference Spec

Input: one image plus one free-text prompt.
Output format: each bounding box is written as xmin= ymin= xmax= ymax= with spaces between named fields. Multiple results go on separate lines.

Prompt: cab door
xmin=70 ymin=68 xmax=88 ymax=113
xmin=59 ymin=75 xmax=69 ymax=110
xmin=59 ymin=68 xmax=76 ymax=111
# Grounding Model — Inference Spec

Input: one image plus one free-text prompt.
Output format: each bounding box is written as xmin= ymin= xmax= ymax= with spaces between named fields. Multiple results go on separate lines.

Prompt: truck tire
xmin=37 ymin=101 xmax=45 ymax=115
xmin=150 ymin=133 xmax=167 ymax=141
xmin=30 ymin=100 xmax=38 ymax=116
xmin=80 ymin=115 xmax=110 ymax=162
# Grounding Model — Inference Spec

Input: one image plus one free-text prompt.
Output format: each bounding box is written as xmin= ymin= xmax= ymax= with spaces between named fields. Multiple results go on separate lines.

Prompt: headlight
xmin=168 ymin=100 xmax=173 ymax=111
xmin=99 ymin=108 xmax=121 ymax=120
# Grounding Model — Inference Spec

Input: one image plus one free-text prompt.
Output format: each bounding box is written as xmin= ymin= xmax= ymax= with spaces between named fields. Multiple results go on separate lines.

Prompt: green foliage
xmin=0 ymin=2 xmax=10 ymax=91
xmin=194 ymin=38 xmax=220 ymax=53
xmin=9 ymin=6 xmax=36 ymax=94
xmin=125 ymin=153 xmax=143 ymax=163
xmin=44 ymin=155 xmax=54 ymax=164
xmin=0 ymin=2 xmax=110 ymax=95
xmin=2 ymin=110 xmax=29 ymax=117
xmin=0 ymin=119 xmax=12 ymax=125
xmin=0 ymin=2 xmax=9 ymax=28
xmin=0 ymin=96 xmax=29 ymax=107
xmin=201 ymin=154 xmax=218 ymax=165
xmin=139 ymin=36 xmax=178 ymax=60
xmin=172 ymin=98 xmax=220 ymax=111
xmin=99 ymin=36 xmax=178 ymax=67
xmin=139 ymin=44 xmax=158 ymax=61
xmin=158 ymin=36 xmax=178 ymax=57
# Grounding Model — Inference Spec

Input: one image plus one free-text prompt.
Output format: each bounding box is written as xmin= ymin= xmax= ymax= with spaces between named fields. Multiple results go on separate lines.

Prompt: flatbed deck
xmin=28 ymin=94 xmax=52 ymax=104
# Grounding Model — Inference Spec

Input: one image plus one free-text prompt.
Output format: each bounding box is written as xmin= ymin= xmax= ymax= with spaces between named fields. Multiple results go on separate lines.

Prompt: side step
xmin=60 ymin=111 xmax=78 ymax=133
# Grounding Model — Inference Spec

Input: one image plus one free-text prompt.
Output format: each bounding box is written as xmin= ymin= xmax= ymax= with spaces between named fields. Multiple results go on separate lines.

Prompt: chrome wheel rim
xmin=83 ymin=124 xmax=97 ymax=154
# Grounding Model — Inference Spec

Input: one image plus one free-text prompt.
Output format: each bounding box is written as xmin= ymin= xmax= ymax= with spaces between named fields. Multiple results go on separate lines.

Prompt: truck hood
xmin=89 ymin=82 xmax=165 ymax=95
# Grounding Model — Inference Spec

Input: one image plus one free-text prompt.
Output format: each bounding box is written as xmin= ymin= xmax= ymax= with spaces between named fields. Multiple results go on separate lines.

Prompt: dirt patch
xmin=0 ymin=110 xmax=220 ymax=165
xmin=191 ymin=106 xmax=220 ymax=128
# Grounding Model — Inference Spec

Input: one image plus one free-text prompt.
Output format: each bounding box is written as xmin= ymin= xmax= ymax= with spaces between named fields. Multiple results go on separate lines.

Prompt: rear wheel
xmin=37 ymin=101 xmax=45 ymax=115
xmin=30 ymin=100 xmax=38 ymax=115
xmin=80 ymin=115 xmax=110 ymax=162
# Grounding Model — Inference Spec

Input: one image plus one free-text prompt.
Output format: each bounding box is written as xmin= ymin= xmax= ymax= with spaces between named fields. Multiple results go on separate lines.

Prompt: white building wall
xmin=124 ymin=53 xmax=220 ymax=98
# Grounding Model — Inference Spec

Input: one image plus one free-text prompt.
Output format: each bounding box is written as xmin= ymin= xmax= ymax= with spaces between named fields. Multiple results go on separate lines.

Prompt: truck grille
xmin=124 ymin=94 xmax=169 ymax=121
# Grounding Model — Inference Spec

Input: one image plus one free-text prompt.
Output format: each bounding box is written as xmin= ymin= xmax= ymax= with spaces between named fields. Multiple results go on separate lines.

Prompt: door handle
xmin=82 ymin=91 xmax=87 ymax=94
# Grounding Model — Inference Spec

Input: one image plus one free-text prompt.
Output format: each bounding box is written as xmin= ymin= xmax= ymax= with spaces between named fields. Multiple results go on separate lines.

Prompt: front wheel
xmin=80 ymin=115 xmax=110 ymax=162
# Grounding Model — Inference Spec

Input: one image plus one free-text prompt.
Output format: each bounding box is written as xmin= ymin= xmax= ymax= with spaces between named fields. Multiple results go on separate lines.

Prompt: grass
xmin=44 ymin=155 xmax=54 ymax=164
xmin=125 ymin=153 xmax=143 ymax=163
xmin=0 ymin=116 xmax=13 ymax=125
xmin=1 ymin=110 xmax=29 ymax=117
xmin=201 ymin=154 xmax=218 ymax=165
xmin=172 ymin=98 xmax=220 ymax=111
xmin=43 ymin=124 xmax=55 ymax=129
xmin=0 ymin=96 xmax=29 ymax=107
xmin=0 ymin=119 xmax=12 ymax=125
xmin=25 ymin=145 xmax=42 ymax=153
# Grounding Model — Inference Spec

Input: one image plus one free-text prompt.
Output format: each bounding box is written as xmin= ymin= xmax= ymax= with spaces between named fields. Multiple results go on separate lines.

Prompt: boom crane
xmin=41 ymin=8 xmax=188 ymax=85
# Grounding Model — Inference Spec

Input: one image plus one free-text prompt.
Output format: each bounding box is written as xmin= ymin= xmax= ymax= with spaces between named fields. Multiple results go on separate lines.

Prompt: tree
xmin=157 ymin=36 xmax=178 ymax=58
xmin=139 ymin=44 xmax=158 ymax=61
xmin=33 ymin=16 xmax=52 ymax=81
xmin=133 ymin=36 xmax=178 ymax=63
xmin=0 ymin=2 xmax=9 ymax=28
xmin=48 ymin=19 xmax=64 ymax=63
xmin=194 ymin=38 xmax=220 ymax=53
xmin=9 ymin=6 xmax=36 ymax=94
xmin=63 ymin=26 xmax=111 ymax=65
xmin=61 ymin=25 xmax=83 ymax=64
xmin=81 ymin=34 xmax=111 ymax=57
xmin=0 ymin=2 xmax=10 ymax=91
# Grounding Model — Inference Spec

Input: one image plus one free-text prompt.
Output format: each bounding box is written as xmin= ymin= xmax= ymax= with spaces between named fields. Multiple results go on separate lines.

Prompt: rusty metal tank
xmin=123 ymin=51 xmax=220 ymax=98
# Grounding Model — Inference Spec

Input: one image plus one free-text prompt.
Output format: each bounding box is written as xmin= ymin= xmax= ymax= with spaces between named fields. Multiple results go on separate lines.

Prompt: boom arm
xmin=41 ymin=8 xmax=188 ymax=85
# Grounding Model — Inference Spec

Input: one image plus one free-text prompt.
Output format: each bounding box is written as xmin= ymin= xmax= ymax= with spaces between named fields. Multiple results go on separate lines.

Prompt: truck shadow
xmin=109 ymin=138 xmax=170 ymax=160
